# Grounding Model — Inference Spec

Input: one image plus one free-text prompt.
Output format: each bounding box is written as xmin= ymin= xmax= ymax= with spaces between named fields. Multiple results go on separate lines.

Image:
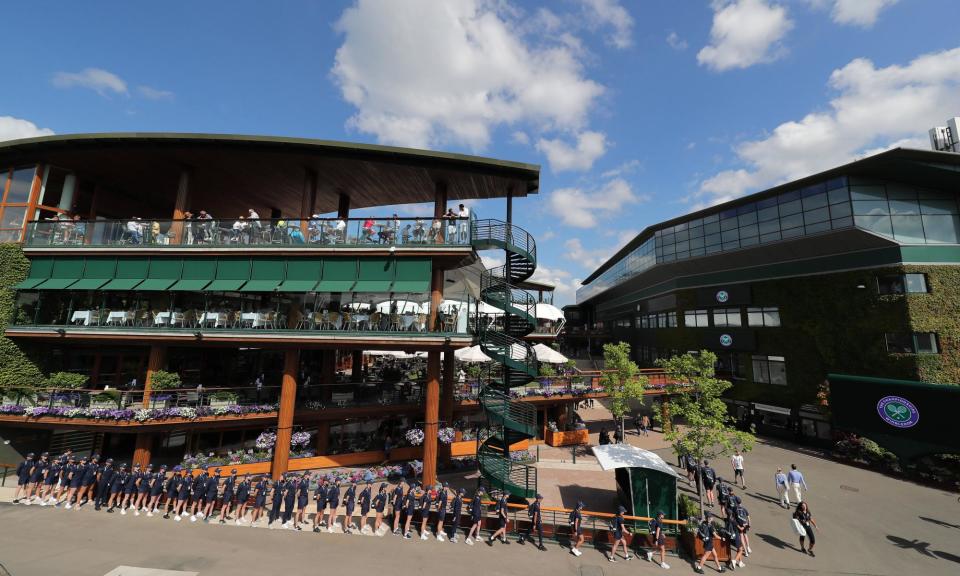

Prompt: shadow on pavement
xmin=919 ymin=516 xmax=960 ymax=530
xmin=557 ymin=484 xmax=618 ymax=511
xmin=886 ymin=535 xmax=937 ymax=557
xmin=745 ymin=492 xmax=785 ymax=506
xmin=756 ymin=532 xmax=799 ymax=551
xmin=934 ymin=550 xmax=960 ymax=564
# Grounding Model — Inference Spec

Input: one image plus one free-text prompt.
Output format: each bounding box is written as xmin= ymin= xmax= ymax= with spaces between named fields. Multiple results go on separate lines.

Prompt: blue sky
xmin=2 ymin=0 xmax=959 ymax=305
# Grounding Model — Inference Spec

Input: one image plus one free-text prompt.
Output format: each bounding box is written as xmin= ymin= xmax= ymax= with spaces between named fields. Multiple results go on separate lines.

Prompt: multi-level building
xmin=0 ymin=132 xmax=581 ymax=495
xmin=570 ymin=147 xmax=960 ymax=440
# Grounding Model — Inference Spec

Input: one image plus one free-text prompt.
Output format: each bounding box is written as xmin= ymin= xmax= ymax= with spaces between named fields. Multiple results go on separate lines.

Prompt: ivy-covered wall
xmin=612 ymin=264 xmax=960 ymax=409
xmin=0 ymin=243 xmax=44 ymax=390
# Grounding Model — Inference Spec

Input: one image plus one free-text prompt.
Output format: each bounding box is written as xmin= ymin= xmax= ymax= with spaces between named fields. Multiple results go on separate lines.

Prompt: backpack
xmin=736 ymin=506 xmax=749 ymax=526
xmin=697 ymin=522 xmax=711 ymax=541
xmin=703 ymin=467 xmax=716 ymax=483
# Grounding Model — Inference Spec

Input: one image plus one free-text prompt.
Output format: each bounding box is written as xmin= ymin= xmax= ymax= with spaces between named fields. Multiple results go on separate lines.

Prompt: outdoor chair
xmin=368 ymin=312 xmax=382 ymax=330
xmin=341 ymin=311 xmax=353 ymax=330
xmin=328 ymin=311 xmax=341 ymax=330
xmin=389 ymin=313 xmax=402 ymax=331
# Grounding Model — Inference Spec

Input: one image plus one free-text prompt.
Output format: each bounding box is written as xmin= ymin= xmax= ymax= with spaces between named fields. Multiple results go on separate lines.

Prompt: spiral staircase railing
xmin=471 ymin=217 xmax=539 ymax=498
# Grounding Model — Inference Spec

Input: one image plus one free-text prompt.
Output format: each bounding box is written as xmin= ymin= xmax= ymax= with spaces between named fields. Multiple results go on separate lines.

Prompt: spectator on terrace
xmin=457 ymin=204 xmax=470 ymax=242
xmin=126 ymin=218 xmax=143 ymax=244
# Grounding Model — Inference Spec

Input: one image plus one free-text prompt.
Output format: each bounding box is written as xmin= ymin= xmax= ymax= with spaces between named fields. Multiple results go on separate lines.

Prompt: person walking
xmin=642 ymin=414 xmax=651 ymax=435
xmin=599 ymin=428 xmax=611 ymax=446
xmin=449 ymin=488 xmax=465 ymax=543
xmin=694 ymin=512 xmax=722 ymax=574
xmin=701 ymin=460 xmax=717 ymax=508
xmin=487 ymin=491 xmax=510 ymax=546
xmin=725 ymin=510 xmax=746 ymax=570
xmin=219 ymin=469 xmax=238 ymax=524
xmin=434 ymin=483 xmax=449 ymax=542
xmin=645 ymin=510 xmax=670 ymax=569
xmin=25 ymin=452 xmax=48 ymax=504
xmin=607 ymin=505 xmax=633 ymax=562
xmin=787 ymin=464 xmax=807 ymax=505
xmin=569 ymin=501 xmax=585 ymax=557
xmin=518 ymin=493 xmax=546 ymax=551
xmin=13 ymin=452 xmax=36 ymax=504
xmin=234 ymin=475 xmax=252 ymax=525
xmin=792 ymin=501 xmax=818 ymax=556
xmin=775 ymin=468 xmax=789 ymax=508
xmin=731 ymin=450 xmax=745 ymax=489
xmin=372 ymin=483 xmax=388 ymax=534
xmin=358 ymin=482 xmax=372 ymax=534
xmin=391 ymin=481 xmax=406 ymax=534
xmin=465 ymin=488 xmax=485 ymax=545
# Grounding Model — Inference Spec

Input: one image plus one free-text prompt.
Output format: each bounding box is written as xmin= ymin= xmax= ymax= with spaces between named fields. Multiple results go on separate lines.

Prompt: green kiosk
xmin=592 ymin=444 xmax=679 ymax=519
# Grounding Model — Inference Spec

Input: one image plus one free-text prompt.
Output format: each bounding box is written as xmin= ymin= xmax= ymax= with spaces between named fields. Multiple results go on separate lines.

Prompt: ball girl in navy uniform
xmin=268 ymin=478 xmax=284 ymax=528
xmin=106 ymin=463 xmax=128 ymax=513
xmin=434 ymin=483 xmax=449 ymax=542
xmin=417 ymin=485 xmax=433 ymax=540
xmin=173 ymin=468 xmax=192 ymax=521
xmin=324 ymin=480 xmax=340 ymax=532
xmin=608 ymin=505 xmax=633 ymax=562
xmin=391 ymin=481 xmax=405 ymax=534
xmin=465 ymin=487 xmax=485 ymax=545
xmin=358 ymin=482 xmax=372 ymax=534
xmin=201 ymin=469 xmax=221 ymax=522
xmin=372 ymin=483 xmax=388 ymax=534
xmin=133 ymin=463 xmax=153 ymax=515
xmin=518 ymin=493 xmax=546 ymax=551
xmin=488 ymin=491 xmax=510 ymax=546
xmin=313 ymin=478 xmax=328 ymax=532
xmin=12 ymin=452 xmax=35 ymax=504
xmin=645 ymin=510 xmax=670 ymax=569
xmin=94 ymin=458 xmax=115 ymax=511
xmin=66 ymin=456 xmax=90 ymax=510
xmin=24 ymin=452 xmax=47 ymax=504
xmin=295 ymin=472 xmax=310 ymax=528
xmin=251 ymin=476 xmax=268 ymax=526
xmin=569 ymin=501 xmax=585 ymax=556
xmin=448 ymin=488 xmax=464 ymax=543
xmin=402 ymin=483 xmax=419 ymax=539
xmin=234 ymin=475 xmax=252 ymax=525
xmin=147 ymin=464 xmax=167 ymax=516
xmin=189 ymin=470 xmax=208 ymax=521
xmin=162 ymin=467 xmax=181 ymax=518
xmin=694 ymin=512 xmax=723 ymax=574
xmin=342 ymin=481 xmax=358 ymax=533
xmin=219 ymin=469 xmax=238 ymax=524
xmin=77 ymin=454 xmax=100 ymax=508
xmin=281 ymin=476 xmax=297 ymax=528
xmin=43 ymin=456 xmax=64 ymax=506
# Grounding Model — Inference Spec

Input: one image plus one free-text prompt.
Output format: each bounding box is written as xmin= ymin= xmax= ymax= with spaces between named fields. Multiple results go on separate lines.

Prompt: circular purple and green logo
xmin=877 ymin=396 xmax=919 ymax=428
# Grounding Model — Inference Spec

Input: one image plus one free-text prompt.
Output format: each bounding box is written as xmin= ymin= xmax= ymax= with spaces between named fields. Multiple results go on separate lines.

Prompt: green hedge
xmin=0 ymin=243 xmax=44 ymax=391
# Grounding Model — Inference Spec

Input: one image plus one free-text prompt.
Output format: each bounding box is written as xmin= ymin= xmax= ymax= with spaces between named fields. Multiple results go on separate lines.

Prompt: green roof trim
xmin=34 ymin=258 xmax=85 ymax=289
xmin=135 ymin=258 xmax=182 ymax=291
xmin=135 ymin=278 xmax=178 ymax=291
xmin=353 ymin=257 xmax=396 ymax=293
xmin=169 ymin=279 xmax=211 ymax=291
xmin=100 ymin=278 xmax=143 ymax=290
xmin=205 ymin=279 xmax=247 ymax=291
xmin=69 ymin=278 xmax=111 ymax=290
xmin=12 ymin=257 xmax=54 ymax=289
xmin=826 ymin=373 xmax=954 ymax=392
xmin=392 ymin=259 xmax=431 ymax=293
xmin=240 ymin=279 xmax=282 ymax=292
xmin=315 ymin=280 xmax=355 ymax=292
xmin=240 ymin=259 xmax=286 ymax=292
xmin=277 ymin=259 xmax=322 ymax=292
xmin=100 ymin=258 xmax=150 ymax=290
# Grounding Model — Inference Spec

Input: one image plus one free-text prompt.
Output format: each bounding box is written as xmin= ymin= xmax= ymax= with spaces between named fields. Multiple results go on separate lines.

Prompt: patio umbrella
xmin=454 ymin=345 xmax=492 ymax=363
xmin=533 ymin=343 xmax=569 ymax=364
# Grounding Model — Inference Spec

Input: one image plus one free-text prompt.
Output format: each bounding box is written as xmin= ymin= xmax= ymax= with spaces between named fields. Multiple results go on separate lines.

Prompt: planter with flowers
xmin=90 ymin=389 xmax=121 ymax=409
xmin=209 ymin=391 xmax=239 ymax=409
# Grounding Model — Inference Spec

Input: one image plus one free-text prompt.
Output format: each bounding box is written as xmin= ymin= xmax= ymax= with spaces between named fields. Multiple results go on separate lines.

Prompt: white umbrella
xmin=375 ymin=300 xmax=425 ymax=314
xmin=534 ymin=303 xmax=565 ymax=321
xmin=454 ymin=345 xmax=492 ymax=363
xmin=533 ymin=343 xmax=569 ymax=364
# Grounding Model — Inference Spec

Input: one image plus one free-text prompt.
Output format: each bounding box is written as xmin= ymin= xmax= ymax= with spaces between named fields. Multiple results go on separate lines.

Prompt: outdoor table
xmin=401 ymin=314 xmax=417 ymax=330
xmin=241 ymin=312 xmax=259 ymax=327
xmin=106 ymin=310 xmax=135 ymax=326
xmin=71 ymin=310 xmax=97 ymax=326
xmin=352 ymin=314 xmax=369 ymax=330
xmin=200 ymin=312 xmax=228 ymax=328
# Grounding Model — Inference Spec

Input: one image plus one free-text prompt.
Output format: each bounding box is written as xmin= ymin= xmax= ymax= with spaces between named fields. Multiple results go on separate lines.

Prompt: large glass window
xmin=684 ymin=309 xmax=709 ymax=327
xmin=752 ymin=355 xmax=787 ymax=385
xmin=877 ymin=274 xmax=928 ymax=295
xmin=4 ymin=166 xmax=36 ymax=203
xmin=885 ymin=332 xmax=940 ymax=354
xmin=713 ymin=307 xmax=742 ymax=327
xmin=747 ymin=306 xmax=780 ymax=327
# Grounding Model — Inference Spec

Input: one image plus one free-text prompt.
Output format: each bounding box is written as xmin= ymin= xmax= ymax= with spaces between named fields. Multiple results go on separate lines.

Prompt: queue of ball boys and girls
xmin=12 ymin=449 xmax=807 ymax=571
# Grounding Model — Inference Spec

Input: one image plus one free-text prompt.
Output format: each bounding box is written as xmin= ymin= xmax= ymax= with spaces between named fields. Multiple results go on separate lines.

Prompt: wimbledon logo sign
xmin=716 ymin=290 xmax=729 ymax=303
xmin=876 ymin=396 xmax=919 ymax=429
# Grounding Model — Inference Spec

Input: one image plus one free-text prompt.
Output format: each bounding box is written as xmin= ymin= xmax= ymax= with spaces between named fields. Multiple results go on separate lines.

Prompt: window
xmin=752 ymin=355 xmax=787 ymax=385
xmin=885 ymin=332 xmax=939 ymax=354
xmin=713 ymin=308 xmax=742 ymax=327
xmin=614 ymin=318 xmax=632 ymax=328
xmin=877 ymin=274 xmax=929 ymax=295
xmin=747 ymin=306 xmax=780 ymax=327
xmin=684 ymin=309 xmax=709 ymax=327
xmin=666 ymin=311 xmax=678 ymax=328
xmin=637 ymin=316 xmax=646 ymax=328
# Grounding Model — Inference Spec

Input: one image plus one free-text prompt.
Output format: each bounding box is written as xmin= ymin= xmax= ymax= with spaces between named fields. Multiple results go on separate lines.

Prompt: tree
xmin=46 ymin=371 xmax=89 ymax=390
xmin=600 ymin=342 xmax=648 ymax=442
xmin=655 ymin=351 xmax=754 ymax=518
xmin=149 ymin=370 xmax=182 ymax=391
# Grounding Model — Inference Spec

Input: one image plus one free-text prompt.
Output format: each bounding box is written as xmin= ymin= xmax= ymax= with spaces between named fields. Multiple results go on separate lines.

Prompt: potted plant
xmin=538 ymin=363 xmax=556 ymax=386
xmin=147 ymin=370 xmax=181 ymax=407
xmin=90 ymin=389 xmax=121 ymax=409
xmin=46 ymin=372 xmax=88 ymax=407
xmin=209 ymin=391 xmax=239 ymax=408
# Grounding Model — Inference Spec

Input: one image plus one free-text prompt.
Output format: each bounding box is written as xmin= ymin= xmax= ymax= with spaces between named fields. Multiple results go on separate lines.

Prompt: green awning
xmin=12 ymin=257 xmax=54 ymax=289
xmin=169 ymin=258 xmax=216 ymax=291
xmin=352 ymin=257 xmax=396 ymax=293
xmin=135 ymin=258 xmax=183 ymax=291
xmin=315 ymin=258 xmax=356 ymax=292
xmin=35 ymin=258 xmax=85 ymax=290
xmin=204 ymin=257 xmax=251 ymax=292
xmin=278 ymin=259 xmax=322 ymax=292
xmin=240 ymin=259 xmax=286 ymax=292
xmin=69 ymin=257 xmax=116 ymax=290
xmin=100 ymin=258 xmax=149 ymax=290
xmin=391 ymin=259 xmax=431 ymax=293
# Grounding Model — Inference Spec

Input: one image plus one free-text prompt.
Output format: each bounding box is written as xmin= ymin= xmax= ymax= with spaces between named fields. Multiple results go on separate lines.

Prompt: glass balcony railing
xmin=24 ymin=217 xmax=473 ymax=249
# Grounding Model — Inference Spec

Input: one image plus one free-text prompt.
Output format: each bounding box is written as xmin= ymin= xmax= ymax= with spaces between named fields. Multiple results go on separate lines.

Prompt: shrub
xmin=210 ymin=391 xmax=238 ymax=403
xmin=539 ymin=363 xmax=557 ymax=378
xmin=149 ymin=370 xmax=181 ymax=391
xmin=678 ymin=493 xmax=698 ymax=520
xmin=46 ymin=371 xmax=89 ymax=390
xmin=92 ymin=390 xmax=120 ymax=402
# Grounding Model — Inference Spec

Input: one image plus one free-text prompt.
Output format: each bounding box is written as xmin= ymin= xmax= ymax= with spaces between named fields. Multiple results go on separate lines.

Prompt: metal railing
xmin=24 ymin=216 xmax=472 ymax=249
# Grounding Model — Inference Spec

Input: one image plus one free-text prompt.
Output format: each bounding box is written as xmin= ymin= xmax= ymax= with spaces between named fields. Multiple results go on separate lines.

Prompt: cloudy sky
xmin=2 ymin=0 xmax=959 ymax=305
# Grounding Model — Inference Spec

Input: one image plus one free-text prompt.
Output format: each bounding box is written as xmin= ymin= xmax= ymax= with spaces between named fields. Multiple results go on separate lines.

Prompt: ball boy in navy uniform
xmin=42 ymin=456 xmax=64 ymax=506
xmin=295 ymin=473 xmax=310 ymax=528
xmin=434 ymin=483 xmax=449 ymax=542
xmin=94 ymin=458 xmax=115 ymax=511
xmin=133 ymin=463 xmax=153 ymax=515
xmin=569 ymin=501 xmax=585 ymax=556
xmin=281 ymin=476 xmax=297 ymax=528
xmin=518 ymin=494 xmax=546 ymax=551
xmin=147 ymin=464 xmax=168 ymax=516
xmin=402 ymin=483 xmax=419 ymax=539
xmin=448 ymin=488 xmax=464 ymax=543
xmin=106 ymin=463 xmax=128 ymax=513
xmin=313 ymin=478 xmax=328 ymax=532
xmin=464 ymin=488 xmax=485 ymax=545
xmin=324 ymin=481 xmax=340 ymax=532
xmin=358 ymin=482 xmax=372 ymax=534
xmin=77 ymin=454 xmax=100 ymax=508
xmin=268 ymin=478 xmax=284 ymax=528
xmin=174 ymin=468 xmax=192 ymax=521
xmin=488 ymin=491 xmax=510 ymax=546
xmin=66 ymin=456 xmax=89 ymax=510
xmin=13 ymin=452 xmax=35 ymax=504
xmin=162 ymin=466 xmax=181 ymax=519
xmin=417 ymin=485 xmax=433 ymax=540
xmin=391 ymin=481 xmax=405 ymax=534
xmin=251 ymin=476 xmax=268 ymax=526
xmin=119 ymin=461 xmax=140 ymax=514
xmin=342 ymin=481 xmax=358 ymax=533
xmin=201 ymin=468 xmax=222 ymax=522
xmin=25 ymin=452 xmax=49 ymax=504
xmin=372 ymin=483 xmax=388 ymax=534
xmin=694 ymin=512 xmax=723 ymax=574
xmin=645 ymin=510 xmax=670 ymax=569
xmin=189 ymin=470 xmax=209 ymax=522
xmin=234 ymin=475 xmax=252 ymax=524
xmin=607 ymin=505 xmax=633 ymax=562
xmin=218 ymin=468 xmax=237 ymax=524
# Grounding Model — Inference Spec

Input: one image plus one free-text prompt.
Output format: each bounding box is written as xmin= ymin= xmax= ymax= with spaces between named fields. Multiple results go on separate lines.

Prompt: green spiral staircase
xmin=471 ymin=218 xmax=539 ymax=498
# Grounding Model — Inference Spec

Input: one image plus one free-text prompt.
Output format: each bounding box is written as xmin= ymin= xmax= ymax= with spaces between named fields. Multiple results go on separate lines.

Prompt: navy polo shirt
xmin=373 ymin=491 xmax=387 ymax=513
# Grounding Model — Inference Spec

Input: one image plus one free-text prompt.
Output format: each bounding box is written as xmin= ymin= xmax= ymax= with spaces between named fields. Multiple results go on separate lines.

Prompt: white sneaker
xmin=175 ymin=515 xmax=181 ymax=522
xmin=421 ymin=533 xmax=429 ymax=541
xmin=181 ymin=511 xmax=188 ymax=516
xmin=437 ymin=533 xmax=446 ymax=542
xmin=147 ymin=512 xmax=153 ymax=517
xmin=65 ymin=503 xmax=71 ymax=509
xmin=465 ymin=537 xmax=474 ymax=546
xmin=134 ymin=510 xmax=140 ymax=516
xmin=572 ymin=548 xmax=582 ymax=557
xmin=120 ymin=508 xmax=126 ymax=515
xmin=40 ymin=500 xmax=47 ymax=507
xmin=190 ymin=515 xmax=196 ymax=522
xmin=738 ymin=561 xmax=745 ymax=568
xmin=660 ymin=562 xmax=670 ymax=569
xmin=746 ymin=547 xmax=752 ymax=555
xmin=236 ymin=520 xmax=241 ymax=526
xmin=646 ymin=551 xmax=653 ymax=562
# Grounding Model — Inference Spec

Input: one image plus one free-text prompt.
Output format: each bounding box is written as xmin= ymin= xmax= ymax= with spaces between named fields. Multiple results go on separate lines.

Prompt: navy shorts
xmin=703 ymin=538 xmax=714 ymax=552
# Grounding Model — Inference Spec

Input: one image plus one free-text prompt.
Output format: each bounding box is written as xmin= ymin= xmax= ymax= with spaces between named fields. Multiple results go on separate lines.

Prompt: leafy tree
xmin=46 ymin=371 xmax=89 ymax=390
xmin=600 ymin=342 xmax=648 ymax=441
xmin=149 ymin=370 xmax=182 ymax=391
xmin=655 ymin=350 xmax=754 ymax=518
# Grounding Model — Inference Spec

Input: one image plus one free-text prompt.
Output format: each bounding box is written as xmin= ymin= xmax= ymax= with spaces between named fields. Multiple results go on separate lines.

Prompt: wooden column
xmin=133 ymin=433 xmax=154 ymax=468
xmin=315 ymin=421 xmax=330 ymax=455
xmin=20 ymin=163 xmax=44 ymax=241
xmin=337 ymin=192 xmax=350 ymax=219
xmin=428 ymin=267 xmax=443 ymax=332
xmin=321 ymin=349 xmax=336 ymax=402
xmin=271 ymin=349 xmax=299 ymax=479
xmin=170 ymin=168 xmax=191 ymax=244
xmin=300 ymin=168 xmax=317 ymax=238
xmin=351 ymin=350 xmax=363 ymax=381
xmin=142 ymin=345 xmax=167 ymax=407
xmin=440 ymin=349 xmax=456 ymax=464
xmin=422 ymin=350 xmax=441 ymax=487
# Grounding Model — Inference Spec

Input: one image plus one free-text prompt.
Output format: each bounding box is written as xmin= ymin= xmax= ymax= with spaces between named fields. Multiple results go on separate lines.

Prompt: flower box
xmin=90 ymin=400 xmax=120 ymax=409
xmin=679 ymin=528 xmax=731 ymax=561
xmin=545 ymin=428 xmax=589 ymax=447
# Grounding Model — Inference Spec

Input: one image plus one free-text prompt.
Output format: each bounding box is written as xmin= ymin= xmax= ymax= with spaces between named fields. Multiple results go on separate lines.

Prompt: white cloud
xmin=540 ymin=230 xmax=557 ymax=241
xmin=697 ymin=46 xmax=960 ymax=206
xmin=332 ymin=0 xmax=604 ymax=151
xmin=511 ymin=131 xmax=530 ymax=145
xmin=52 ymin=68 xmax=127 ymax=96
xmin=809 ymin=0 xmax=898 ymax=28
xmin=537 ymin=131 xmax=607 ymax=172
xmin=0 ymin=116 xmax=54 ymax=141
xmin=697 ymin=0 xmax=793 ymax=72
xmin=549 ymin=177 xmax=647 ymax=228
xmin=578 ymin=0 xmax=634 ymax=49
xmin=563 ymin=233 xmax=634 ymax=273
xmin=666 ymin=31 xmax=688 ymax=51
xmin=600 ymin=158 xmax=642 ymax=179
xmin=528 ymin=264 xmax=580 ymax=306
xmin=137 ymin=85 xmax=175 ymax=100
